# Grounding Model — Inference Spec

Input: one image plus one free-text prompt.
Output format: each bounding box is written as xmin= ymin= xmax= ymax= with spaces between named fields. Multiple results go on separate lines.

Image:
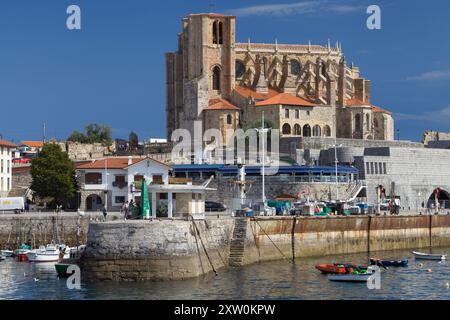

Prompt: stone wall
xmin=58 ymin=142 xmax=112 ymax=161
xmin=80 ymin=217 xmax=234 ymax=281
xmin=81 ymin=215 xmax=450 ymax=282
xmin=0 ymin=212 xmax=121 ymax=249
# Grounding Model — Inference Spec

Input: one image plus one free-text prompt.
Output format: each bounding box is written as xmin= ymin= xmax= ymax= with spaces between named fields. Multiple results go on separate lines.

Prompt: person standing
xmin=102 ymin=205 xmax=108 ymax=222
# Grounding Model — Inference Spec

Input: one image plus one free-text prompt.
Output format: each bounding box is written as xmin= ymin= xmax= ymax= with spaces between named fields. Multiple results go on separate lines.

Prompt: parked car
xmin=12 ymin=158 xmax=31 ymax=164
xmin=205 ymin=201 xmax=227 ymax=212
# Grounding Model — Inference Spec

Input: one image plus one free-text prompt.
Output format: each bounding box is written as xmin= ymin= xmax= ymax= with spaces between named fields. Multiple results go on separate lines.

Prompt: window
xmin=85 ymin=172 xmax=102 ymax=185
xmin=295 ymin=109 xmax=299 ymax=119
xmin=235 ymin=60 xmax=245 ymax=78
xmin=355 ymin=114 xmax=361 ymax=132
xmin=303 ymin=124 xmax=311 ymax=137
xmin=374 ymin=118 xmax=379 ymax=128
xmin=366 ymin=114 xmax=370 ymax=131
xmin=324 ymin=125 xmax=331 ymax=137
xmin=313 ymin=125 xmax=322 ymax=137
xmin=113 ymin=175 xmax=126 ymax=188
xmin=152 ymin=175 xmax=163 ymax=184
xmin=366 ymin=162 xmax=371 ymax=174
xmin=374 ymin=162 xmax=379 ymax=174
xmin=227 ymin=114 xmax=233 ymax=125
xmin=291 ymin=60 xmax=301 ymax=75
xmin=306 ymin=111 xmax=311 ymax=116
xmin=218 ymin=22 xmax=223 ymax=44
xmin=212 ymin=66 xmax=221 ymax=91
xmin=370 ymin=162 xmax=375 ymax=174
xmin=282 ymin=124 xmax=291 ymax=135
xmin=115 ymin=196 xmax=126 ymax=204
xmin=383 ymin=163 xmax=387 ymax=174
xmin=285 ymin=108 xmax=290 ymax=118
xmin=212 ymin=21 xmax=218 ymax=44
xmin=294 ymin=124 xmax=301 ymax=136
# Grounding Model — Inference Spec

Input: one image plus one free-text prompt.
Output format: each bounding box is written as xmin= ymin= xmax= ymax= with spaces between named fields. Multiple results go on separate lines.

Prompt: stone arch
xmin=86 ymin=194 xmax=103 ymax=211
xmin=428 ymin=188 xmax=450 ymax=209
xmin=303 ymin=124 xmax=311 ymax=137
xmin=355 ymin=113 xmax=362 ymax=132
xmin=293 ymin=124 xmax=301 ymax=136
xmin=313 ymin=125 xmax=321 ymax=137
xmin=282 ymin=123 xmax=291 ymax=135
xmin=227 ymin=114 xmax=233 ymax=125
xmin=212 ymin=21 xmax=218 ymax=44
xmin=323 ymin=125 xmax=331 ymax=137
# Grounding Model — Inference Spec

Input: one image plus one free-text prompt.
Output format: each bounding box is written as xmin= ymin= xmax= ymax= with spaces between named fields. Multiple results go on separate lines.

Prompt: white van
xmin=0 ymin=197 xmax=25 ymax=213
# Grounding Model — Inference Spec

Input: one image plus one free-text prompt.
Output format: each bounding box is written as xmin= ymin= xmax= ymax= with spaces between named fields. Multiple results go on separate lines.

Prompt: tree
xmin=67 ymin=123 xmax=112 ymax=145
xmin=31 ymin=143 xmax=77 ymax=207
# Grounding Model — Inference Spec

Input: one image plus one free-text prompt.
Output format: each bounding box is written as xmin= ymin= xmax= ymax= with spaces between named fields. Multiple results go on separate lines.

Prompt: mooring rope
xmin=254 ymin=219 xmax=292 ymax=263
xmin=190 ymin=217 xmax=218 ymax=276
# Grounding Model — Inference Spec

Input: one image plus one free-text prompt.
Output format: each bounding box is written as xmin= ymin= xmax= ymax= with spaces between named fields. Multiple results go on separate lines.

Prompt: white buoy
xmin=34 ymin=278 xmax=39 ymax=282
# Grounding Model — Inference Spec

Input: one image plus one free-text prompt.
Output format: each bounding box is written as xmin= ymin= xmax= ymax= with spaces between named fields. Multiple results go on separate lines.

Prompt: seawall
xmin=80 ymin=215 xmax=450 ymax=282
xmin=0 ymin=212 xmax=121 ymax=248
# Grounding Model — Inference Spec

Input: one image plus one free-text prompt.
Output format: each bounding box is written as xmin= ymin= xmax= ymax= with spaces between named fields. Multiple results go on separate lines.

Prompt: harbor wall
xmin=0 ymin=212 xmax=121 ymax=249
xmin=80 ymin=215 xmax=450 ymax=282
xmin=243 ymin=215 xmax=450 ymax=264
xmin=80 ymin=218 xmax=234 ymax=281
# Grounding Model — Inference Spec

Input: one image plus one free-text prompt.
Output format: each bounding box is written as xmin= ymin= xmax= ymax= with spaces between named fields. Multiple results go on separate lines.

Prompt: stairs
xmin=229 ymin=218 xmax=248 ymax=267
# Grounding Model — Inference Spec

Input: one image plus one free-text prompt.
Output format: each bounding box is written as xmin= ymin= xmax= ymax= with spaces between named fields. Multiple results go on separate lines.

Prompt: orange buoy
xmin=427 ymin=269 xmax=432 ymax=273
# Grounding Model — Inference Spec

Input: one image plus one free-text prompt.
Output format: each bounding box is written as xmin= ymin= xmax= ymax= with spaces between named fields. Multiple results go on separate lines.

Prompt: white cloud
xmin=405 ymin=70 xmax=450 ymax=81
xmin=395 ymin=106 xmax=450 ymax=125
xmin=227 ymin=1 xmax=361 ymax=17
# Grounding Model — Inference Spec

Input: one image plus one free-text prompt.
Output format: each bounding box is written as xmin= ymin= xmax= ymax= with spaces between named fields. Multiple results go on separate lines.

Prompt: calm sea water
xmin=0 ymin=247 xmax=449 ymax=300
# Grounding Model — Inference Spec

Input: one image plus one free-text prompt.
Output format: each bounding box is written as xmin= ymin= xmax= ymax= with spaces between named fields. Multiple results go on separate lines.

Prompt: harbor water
xmin=0 ymin=247 xmax=449 ymax=300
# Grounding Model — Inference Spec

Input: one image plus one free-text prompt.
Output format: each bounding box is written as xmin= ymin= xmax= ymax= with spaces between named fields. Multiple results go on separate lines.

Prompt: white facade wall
xmin=0 ymin=145 xmax=13 ymax=197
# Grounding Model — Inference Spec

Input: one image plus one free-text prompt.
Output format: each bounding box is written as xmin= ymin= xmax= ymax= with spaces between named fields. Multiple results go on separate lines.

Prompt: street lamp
xmin=331 ymin=139 xmax=343 ymax=201
xmin=255 ymin=111 xmax=270 ymax=205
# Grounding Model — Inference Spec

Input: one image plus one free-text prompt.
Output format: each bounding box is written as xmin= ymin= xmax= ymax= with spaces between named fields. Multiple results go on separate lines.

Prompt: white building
xmin=76 ymin=156 xmax=171 ymax=211
xmin=0 ymin=139 xmax=17 ymax=197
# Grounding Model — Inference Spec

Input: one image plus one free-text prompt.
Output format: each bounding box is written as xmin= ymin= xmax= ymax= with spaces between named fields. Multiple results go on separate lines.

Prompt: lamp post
xmin=331 ymin=138 xmax=343 ymax=201
xmin=255 ymin=111 xmax=270 ymax=205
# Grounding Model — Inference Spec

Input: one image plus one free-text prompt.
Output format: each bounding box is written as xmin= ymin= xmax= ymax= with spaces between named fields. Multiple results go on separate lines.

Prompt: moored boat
xmin=370 ymin=258 xmax=408 ymax=267
xmin=27 ymin=244 xmax=68 ymax=263
xmin=315 ymin=264 xmax=367 ymax=275
xmin=55 ymin=259 xmax=78 ymax=278
xmin=412 ymin=251 xmax=447 ymax=261
xmin=1 ymin=250 xmax=14 ymax=257
xmin=15 ymin=249 xmax=30 ymax=262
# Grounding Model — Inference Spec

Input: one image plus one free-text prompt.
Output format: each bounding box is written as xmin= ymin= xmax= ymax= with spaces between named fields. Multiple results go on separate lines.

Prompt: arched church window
xmin=291 ymin=60 xmax=301 ymax=76
xmin=294 ymin=124 xmax=301 ymax=136
xmin=355 ymin=114 xmax=361 ymax=132
xmin=212 ymin=66 xmax=221 ymax=91
xmin=235 ymin=60 xmax=245 ymax=78
xmin=282 ymin=123 xmax=291 ymax=135
xmin=303 ymin=124 xmax=311 ymax=137
xmin=218 ymin=21 xmax=223 ymax=44
xmin=374 ymin=118 xmax=379 ymax=128
xmin=324 ymin=125 xmax=331 ymax=137
xmin=212 ymin=21 xmax=218 ymax=44
xmin=366 ymin=114 xmax=370 ymax=131
xmin=227 ymin=114 xmax=233 ymax=125
xmin=313 ymin=125 xmax=322 ymax=137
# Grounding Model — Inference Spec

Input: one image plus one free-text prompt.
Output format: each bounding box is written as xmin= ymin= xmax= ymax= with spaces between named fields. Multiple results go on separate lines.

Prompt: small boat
xmin=370 ymin=258 xmax=408 ymax=267
xmin=27 ymin=244 xmax=69 ymax=263
xmin=316 ymin=264 xmax=367 ymax=275
xmin=412 ymin=251 xmax=447 ymax=261
xmin=55 ymin=259 xmax=78 ymax=278
xmin=15 ymin=249 xmax=30 ymax=262
xmin=328 ymin=273 xmax=372 ymax=282
xmin=1 ymin=250 xmax=14 ymax=257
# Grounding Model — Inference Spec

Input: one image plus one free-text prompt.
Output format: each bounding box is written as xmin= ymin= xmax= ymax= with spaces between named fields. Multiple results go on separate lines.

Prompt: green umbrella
xmin=139 ymin=178 xmax=151 ymax=219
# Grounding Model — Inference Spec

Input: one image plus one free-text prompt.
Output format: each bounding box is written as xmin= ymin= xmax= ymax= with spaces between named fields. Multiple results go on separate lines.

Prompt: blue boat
xmin=370 ymin=258 xmax=408 ymax=267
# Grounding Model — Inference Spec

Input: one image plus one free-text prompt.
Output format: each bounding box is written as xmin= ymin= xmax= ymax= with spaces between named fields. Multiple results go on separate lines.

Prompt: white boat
xmin=328 ymin=274 xmax=372 ymax=282
xmin=412 ymin=251 xmax=447 ymax=260
xmin=27 ymin=244 xmax=69 ymax=263
xmin=1 ymin=250 xmax=14 ymax=257
xmin=0 ymin=254 xmax=5 ymax=261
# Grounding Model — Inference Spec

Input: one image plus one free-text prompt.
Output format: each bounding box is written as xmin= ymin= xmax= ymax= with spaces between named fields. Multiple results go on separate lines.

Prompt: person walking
xmin=102 ymin=205 xmax=108 ymax=222
xmin=122 ymin=201 xmax=129 ymax=220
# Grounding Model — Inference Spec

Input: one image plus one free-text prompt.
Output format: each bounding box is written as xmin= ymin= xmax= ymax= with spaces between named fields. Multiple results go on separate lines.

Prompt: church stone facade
xmin=166 ymin=13 xmax=394 ymax=144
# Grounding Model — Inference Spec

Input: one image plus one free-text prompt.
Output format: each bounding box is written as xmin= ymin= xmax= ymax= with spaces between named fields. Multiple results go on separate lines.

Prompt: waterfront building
xmin=18 ymin=140 xmax=44 ymax=159
xmin=0 ymin=139 xmax=16 ymax=197
xmin=76 ymin=156 xmax=171 ymax=211
xmin=166 ymin=13 xmax=394 ymax=142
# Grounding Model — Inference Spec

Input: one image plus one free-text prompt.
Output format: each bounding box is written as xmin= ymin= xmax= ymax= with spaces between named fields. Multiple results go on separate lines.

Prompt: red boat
xmin=315 ymin=264 xmax=355 ymax=275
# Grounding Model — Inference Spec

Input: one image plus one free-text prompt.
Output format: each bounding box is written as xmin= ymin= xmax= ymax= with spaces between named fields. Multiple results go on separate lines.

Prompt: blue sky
xmin=0 ymin=0 xmax=449 ymax=143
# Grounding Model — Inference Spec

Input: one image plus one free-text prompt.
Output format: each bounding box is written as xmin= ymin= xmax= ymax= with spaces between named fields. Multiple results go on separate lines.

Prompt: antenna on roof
xmin=275 ymin=38 xmax=278 ymax=51
xmin=42 ymin=122 xmax=46 ymax=144
xmin=308 ymin=40 xmax=311 ymax=52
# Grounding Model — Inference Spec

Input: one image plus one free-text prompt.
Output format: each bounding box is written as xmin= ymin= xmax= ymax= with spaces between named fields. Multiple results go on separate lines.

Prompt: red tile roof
xmin=20 ymin=141 xmax=44 ymax=148
xmin=345 ymin=100 xmax=392 ymax=115
xmin=255 ymin=93 xmax=316 ymax=107
xmin=234 ymin=86 xmax=280 ymax=100
xmin=204 ymin=99 xmax=240 ymax=111
xmin=76 ymin=157 xmax=171 ymax=170
xmin=0 ymin=139 xmax=17 ymax=148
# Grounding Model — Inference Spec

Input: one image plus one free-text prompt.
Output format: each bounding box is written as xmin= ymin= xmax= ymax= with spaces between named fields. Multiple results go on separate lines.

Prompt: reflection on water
xmin=0 ymin=247 xmax=449 ymax=300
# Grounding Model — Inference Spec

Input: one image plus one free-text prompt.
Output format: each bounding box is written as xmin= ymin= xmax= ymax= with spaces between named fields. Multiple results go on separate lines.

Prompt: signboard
xmin=0 ymin=197 xmax=25 ymax=211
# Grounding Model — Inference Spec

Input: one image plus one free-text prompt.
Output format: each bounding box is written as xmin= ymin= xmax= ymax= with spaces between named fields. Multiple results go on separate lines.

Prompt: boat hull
xmin=316 ymin=264 xmax=367 ymax=275
xmin=328 ymin=274 xmax=371 ymax=282
xmin=370 ymin=258 xmax=408 ymax=267
xmin=412 ymin=251 xmax=446 ymax=261
xmin=27 ymin=251 xmax=60 ymax=263
xmin=55 ymin=260 xmax=78 ymax=278
xmin=1 ymin=250 xmax=14 ymax=257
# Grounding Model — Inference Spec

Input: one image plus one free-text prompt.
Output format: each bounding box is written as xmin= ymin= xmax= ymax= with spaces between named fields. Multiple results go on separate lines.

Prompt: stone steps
xmin=229 ymin=218 xmax=248 ymax=267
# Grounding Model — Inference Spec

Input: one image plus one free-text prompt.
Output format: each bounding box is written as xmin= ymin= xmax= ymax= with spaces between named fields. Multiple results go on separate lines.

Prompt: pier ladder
xmin=229 ymin=218 xmax=248 ymax=267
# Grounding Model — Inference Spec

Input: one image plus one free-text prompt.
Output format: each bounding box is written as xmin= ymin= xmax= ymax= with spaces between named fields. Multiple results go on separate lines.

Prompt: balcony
xmin=83 ymin=183 xmax=108 ymax=191
xmin=112 ymin=181 xmax=128 ymax=189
